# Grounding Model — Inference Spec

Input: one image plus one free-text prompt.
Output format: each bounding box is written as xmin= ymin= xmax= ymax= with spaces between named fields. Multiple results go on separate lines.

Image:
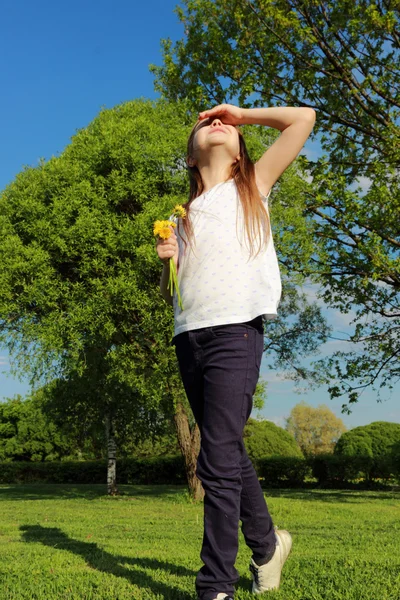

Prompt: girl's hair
xmin=178 ymin=120 xmax=271 ymax=260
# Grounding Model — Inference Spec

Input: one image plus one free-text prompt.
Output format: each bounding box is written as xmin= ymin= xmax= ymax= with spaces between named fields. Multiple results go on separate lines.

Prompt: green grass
xmin=0 ymin=484 xmax=399 ymax=599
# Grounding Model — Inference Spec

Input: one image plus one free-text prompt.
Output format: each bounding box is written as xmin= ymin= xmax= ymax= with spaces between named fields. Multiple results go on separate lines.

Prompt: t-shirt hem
xmin=172 ymin=310 xmax=278 ymax=338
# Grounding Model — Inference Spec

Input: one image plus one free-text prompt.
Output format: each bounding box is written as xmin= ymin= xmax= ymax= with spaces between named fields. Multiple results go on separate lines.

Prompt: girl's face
xmin=190 ymin=117 xmax=240 ymax=165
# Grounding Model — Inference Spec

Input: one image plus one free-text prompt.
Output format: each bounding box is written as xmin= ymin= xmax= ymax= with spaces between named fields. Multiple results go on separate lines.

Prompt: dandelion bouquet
xmin=153 ymin=204 xmax=186 ymax=310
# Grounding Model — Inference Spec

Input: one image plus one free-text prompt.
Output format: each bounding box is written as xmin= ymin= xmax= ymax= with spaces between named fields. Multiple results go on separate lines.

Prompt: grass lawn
xmin=0 ymin=484 xmax=399 ymax=599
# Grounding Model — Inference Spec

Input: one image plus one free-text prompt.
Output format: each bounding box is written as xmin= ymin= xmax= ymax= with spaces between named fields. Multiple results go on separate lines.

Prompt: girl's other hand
xmin=156 ymin=226 xmax=179 ymax=269
xmin=198 ymin=103 xmax=245 ymax=126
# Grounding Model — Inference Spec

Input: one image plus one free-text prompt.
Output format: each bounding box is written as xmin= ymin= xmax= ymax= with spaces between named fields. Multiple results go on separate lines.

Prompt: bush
xmin=311 ymin=454 xmax=372 ymax=485
xmin=118 ymin=456 xmax=186 ymax=484
xmin=311 ymin=453 xmax=397 ymax=487
xmin=243 ymin=418 xmax=303 ymax=462
xmin=391 ymin=441 xmax=400 ymax=480
xmin=256 ymin=456 xmax=311 ymax=487
xmin=335 ymin=421 xmax=400 ymax=458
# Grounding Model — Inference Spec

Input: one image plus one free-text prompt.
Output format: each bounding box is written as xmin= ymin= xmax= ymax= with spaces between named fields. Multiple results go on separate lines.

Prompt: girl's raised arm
xmin=245 ymin=106 xmax=316 ymax=197
xmin=198 ymin=104 xmax=316 ymax=197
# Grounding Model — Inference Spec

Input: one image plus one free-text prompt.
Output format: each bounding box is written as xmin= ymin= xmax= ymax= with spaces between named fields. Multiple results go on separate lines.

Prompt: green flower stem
xmin=167 ymin=257 xmax=184 ymax=310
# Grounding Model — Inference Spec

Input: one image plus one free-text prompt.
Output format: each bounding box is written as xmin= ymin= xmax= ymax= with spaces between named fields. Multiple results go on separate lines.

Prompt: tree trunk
xmin=105 ymin=412 xmax=119 ymax=496
xmin=173 ymin=401 xmax=204 ymax=501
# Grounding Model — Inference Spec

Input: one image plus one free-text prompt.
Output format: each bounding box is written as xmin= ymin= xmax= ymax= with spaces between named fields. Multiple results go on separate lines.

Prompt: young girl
xmin=156 ymin=104 xmax=316 ymax=600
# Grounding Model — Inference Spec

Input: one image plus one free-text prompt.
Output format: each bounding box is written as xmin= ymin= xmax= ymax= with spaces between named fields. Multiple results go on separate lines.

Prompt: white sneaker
xmin=212 ymin=594 xmax=234 ymax=600
xmin=249 ymin=529 xmax=292 ymax=593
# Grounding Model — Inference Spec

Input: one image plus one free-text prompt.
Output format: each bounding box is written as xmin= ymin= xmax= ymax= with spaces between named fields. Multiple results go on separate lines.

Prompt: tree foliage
xmin=0 ymin=99 xmax=194 ymax=459
xmin=0 ymin=392 xmax=181 ymax=462
xmin=0 ymin=395 xmax=74 ymax=462
xmin=334 ymin=421 xmax=400 ymax=458
xmin=286 ymin=401 xmax=347 ymax=455
xmin=151 ymin=0 xmax=400 ymax=410
xmin=0 ymin=99 xmax=189 ymax=390
xmin=243 ymin=417 xmax=303 ymax=461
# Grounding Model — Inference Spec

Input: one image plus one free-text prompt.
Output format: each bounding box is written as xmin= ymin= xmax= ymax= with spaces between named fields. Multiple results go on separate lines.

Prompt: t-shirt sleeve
xmin=258 ymin=186 xmax=272 ymax=207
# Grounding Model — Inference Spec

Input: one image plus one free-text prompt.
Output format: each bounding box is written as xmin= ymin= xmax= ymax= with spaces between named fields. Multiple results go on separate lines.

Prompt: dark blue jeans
xmin=172 ymin=316 xmax=276 ymax=600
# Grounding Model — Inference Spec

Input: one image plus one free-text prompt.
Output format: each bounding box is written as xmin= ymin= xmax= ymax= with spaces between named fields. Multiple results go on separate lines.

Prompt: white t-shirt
xmin=170 ymin=179 xmax=281 ymax=338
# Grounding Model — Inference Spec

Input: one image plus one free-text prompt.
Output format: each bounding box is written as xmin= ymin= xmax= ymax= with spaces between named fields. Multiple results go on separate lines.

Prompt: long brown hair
xmin=177 ymin=120 xmax=271 ymax=261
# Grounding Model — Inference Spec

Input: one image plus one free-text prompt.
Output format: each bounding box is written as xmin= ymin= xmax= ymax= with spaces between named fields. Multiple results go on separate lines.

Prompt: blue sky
xmin=1 ymin=0 xmax=398 ymax=431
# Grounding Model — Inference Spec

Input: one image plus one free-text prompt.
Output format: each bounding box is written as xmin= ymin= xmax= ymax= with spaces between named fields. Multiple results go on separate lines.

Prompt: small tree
xmin=286 ymin=401 xmax=346 ymax=456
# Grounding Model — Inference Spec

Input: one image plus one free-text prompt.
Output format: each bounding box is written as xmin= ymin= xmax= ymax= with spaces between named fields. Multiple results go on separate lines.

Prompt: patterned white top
xmin=170 ymin=179 xmax=282 ymax=338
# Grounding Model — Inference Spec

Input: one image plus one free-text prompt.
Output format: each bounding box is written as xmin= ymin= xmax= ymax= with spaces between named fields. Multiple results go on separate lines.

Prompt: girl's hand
xmin=156 ymin=226 xmax=179 ymax=269
xmin=198 ymin=104 xmax=245 ymax=126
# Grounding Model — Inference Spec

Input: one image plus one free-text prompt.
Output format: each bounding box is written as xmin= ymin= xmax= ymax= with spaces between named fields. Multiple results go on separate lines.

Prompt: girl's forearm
xmin=241 ymin=106 xmax=316 ymax=131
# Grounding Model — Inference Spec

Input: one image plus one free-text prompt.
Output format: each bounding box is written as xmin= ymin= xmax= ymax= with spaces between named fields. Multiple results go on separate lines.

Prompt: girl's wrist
xmin=239 ymin=107 xmax=277 ymax=128
xmin=239 ymin=108 xmax=251 ymax=125
xmin=240 ymin=107 xmax=271 ymax=126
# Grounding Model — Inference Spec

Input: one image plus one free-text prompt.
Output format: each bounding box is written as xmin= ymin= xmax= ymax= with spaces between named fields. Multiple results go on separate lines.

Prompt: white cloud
xmin=267 ymin=415 xmax=287 ymax=428
xmin=261 ymin=371 xmax=288 ymax=383
xmin=0 ymin=356 xmax=9 ymax=366
xmin=351 ymin=176 xmax=372 ymax=195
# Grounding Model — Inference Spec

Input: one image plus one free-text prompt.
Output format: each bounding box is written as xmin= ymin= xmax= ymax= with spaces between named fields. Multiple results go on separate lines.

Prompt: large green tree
xmin=0 ymin=99 xmax=191 ymax=493
xmin=151 ymin=0 xmax=400 ymax=410
xmin=0 ymin=98 xmax=329 ymax=498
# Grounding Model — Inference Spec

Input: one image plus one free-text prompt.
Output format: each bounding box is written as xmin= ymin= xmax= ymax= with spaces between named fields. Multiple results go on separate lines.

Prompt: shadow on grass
xmin=1 ymin=483 xmax=398 ymax=505
xmin=0 ymin=483 xmax=188 ymax=502
xmin=262 ymin=488 xmax=399 ymax=503
xmin=20 ymin=523 xmax=196 ymax=599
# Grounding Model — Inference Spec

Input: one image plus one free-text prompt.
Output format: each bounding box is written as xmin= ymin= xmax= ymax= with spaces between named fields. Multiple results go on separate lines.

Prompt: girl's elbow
xmin=304 ymin=107 xmax=316 ymax=122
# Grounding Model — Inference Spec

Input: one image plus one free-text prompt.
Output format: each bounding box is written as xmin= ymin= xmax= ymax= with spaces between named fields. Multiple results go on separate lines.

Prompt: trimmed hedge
xmin=310 ymin=453 xmax=397 ymax=485
xmin=256 ymin=456 xmax=312 ymax=487
xmin=0 ymin=453 xmax=398 ymax=487
xmin=0 ymin=455 xmax=186 ymax=485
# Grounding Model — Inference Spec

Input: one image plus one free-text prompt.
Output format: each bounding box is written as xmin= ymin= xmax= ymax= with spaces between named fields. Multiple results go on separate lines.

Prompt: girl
xmin=156 ymin=104 xmax=316 ymax=600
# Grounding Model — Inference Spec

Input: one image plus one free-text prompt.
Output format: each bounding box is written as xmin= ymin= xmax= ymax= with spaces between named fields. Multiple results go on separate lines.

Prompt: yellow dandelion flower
xmin=158 ymin=226 xmax=172 ymax=239
xmin=153 ymin=220 xmax=176 ymax=238
xmin=153 ymin=216 xmax=183 ymax=310
xmin=173 ymin=204 xmax=187 ymax=219
xmin=153 ymin=220 xmax=165 ymax=236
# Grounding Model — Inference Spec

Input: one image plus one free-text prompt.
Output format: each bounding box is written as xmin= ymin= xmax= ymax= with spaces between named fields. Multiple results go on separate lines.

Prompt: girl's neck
xmin=197 ymin=155 xmax=233 ymax=193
